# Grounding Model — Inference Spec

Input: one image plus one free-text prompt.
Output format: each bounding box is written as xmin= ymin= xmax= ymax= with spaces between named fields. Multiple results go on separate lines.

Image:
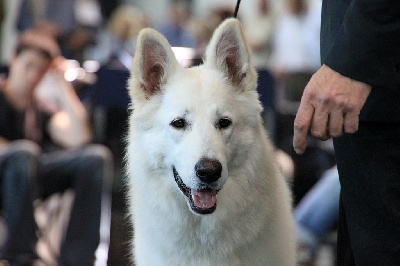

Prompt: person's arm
xmin=293 ymin=1 xmax=399 ymax=154
xmin=46 ymin=58 xmax=92 ymax=148
xmin=321 ymin=0 xmax=400 ymax=89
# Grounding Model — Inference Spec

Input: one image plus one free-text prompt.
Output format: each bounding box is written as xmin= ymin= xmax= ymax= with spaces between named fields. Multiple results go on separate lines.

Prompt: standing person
xmin=0 ymin=29 xmax=113 ymax=265
xmin=243 ymin=0 xmax=275 ymax=72
xmin=155 ymin=1 xmax=196 ymax=48
xmin=293 ymin=1 xmax=400 ymax=265
xmin=243 ymin=0 xmax=277 ymax=140
xmin=271 ymin=0 xmax=320 ymax=103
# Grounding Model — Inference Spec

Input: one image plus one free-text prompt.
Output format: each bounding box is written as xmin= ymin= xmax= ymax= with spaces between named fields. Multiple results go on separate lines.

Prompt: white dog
xmin=125 ymin=18 xmax=295 ymax=266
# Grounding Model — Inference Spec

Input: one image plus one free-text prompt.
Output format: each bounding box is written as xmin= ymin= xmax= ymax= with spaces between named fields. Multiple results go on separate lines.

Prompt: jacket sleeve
xmin=321 ymin=0 xmax=400 ymax=89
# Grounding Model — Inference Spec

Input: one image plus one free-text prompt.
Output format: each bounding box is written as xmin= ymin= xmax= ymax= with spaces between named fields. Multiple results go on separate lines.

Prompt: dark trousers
xmin=0 ymin=141 xmax=39 ymax=263
xmin=0 ymin=140 xmax=113 ymax=265
xmin=334 ymin=122 xmax=400 ymax=266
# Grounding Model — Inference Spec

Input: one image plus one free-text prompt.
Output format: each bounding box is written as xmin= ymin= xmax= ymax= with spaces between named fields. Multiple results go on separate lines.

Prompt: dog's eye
xmin=218 ymin=118 xmax=232 ymax=129
xmin=170 ymin=118 xmax=186 ymax=129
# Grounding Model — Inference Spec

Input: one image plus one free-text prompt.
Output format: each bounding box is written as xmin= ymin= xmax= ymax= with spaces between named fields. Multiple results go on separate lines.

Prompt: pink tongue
xmin=191 ymin=189 xmax=217 ymax=209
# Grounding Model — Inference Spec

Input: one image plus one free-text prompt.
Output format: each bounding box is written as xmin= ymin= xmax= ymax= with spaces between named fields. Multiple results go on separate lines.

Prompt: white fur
xmin=125 ymin=18 xmax=295 ymax=266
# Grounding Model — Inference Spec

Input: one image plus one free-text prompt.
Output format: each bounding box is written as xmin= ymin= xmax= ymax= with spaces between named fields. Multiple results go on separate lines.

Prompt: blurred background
xmin=0 ymin=0 xmax=337 ymax=265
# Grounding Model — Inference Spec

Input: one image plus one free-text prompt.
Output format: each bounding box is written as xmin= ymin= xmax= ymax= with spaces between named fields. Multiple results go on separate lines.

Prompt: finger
xmin=343 ymin=110 xmax=360 ymax=134
xmin=328 ymin=109 xmax=344 ymax=137
xmin=293 ymin=100 xmax=315 ymax=155
xmin=310 ymin=105 xmax=329 ymax=140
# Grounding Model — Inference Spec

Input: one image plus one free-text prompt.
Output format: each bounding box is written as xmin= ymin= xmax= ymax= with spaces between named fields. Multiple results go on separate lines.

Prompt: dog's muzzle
xmin=172 ymin=159 xmax=222 ymax=215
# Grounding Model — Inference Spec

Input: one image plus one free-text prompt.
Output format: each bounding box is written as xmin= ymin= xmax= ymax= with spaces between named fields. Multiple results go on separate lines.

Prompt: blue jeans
xmin=0 ymin=140 xmax=39 ymax=263
xmin=295 ymin=166 xmax=340 ymax=248
xmin=0 ymin=140 xmax=113 ymax=265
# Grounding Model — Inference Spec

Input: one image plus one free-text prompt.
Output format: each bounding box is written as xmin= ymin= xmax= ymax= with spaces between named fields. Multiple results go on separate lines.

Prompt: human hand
xmin=293 ymin=64 xmax=371 ymax=154
xmin=49 ymin=56 xmax=68 ymax=73
xmin=48 ymin=57 xmax=78 ymax=86
xmin=35 ymin=20 xmax=61 ymax=38
xmin=0 ymin=136 xmax=9 ymax=148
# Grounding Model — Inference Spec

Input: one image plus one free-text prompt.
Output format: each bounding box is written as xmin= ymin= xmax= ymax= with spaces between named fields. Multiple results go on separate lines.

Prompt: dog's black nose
xmin=195 ymin=158 xmax=222 ymax=184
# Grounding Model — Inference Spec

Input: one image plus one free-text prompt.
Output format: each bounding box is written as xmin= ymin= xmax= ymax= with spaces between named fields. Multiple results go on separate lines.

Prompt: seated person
xmin=0 ymin=29 xmax=113 ymax=265
xmin=295 ymin=165 xmax=340 ymax=264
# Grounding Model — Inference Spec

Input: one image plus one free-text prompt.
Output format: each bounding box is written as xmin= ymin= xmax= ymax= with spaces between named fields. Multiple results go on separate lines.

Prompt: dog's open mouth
xmin=173 ymin=167 xmax=217 ymax=215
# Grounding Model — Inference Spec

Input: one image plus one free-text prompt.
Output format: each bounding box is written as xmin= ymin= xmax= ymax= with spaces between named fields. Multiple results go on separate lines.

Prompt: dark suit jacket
xmin=320 ymin=0 xmax=400 ymax=122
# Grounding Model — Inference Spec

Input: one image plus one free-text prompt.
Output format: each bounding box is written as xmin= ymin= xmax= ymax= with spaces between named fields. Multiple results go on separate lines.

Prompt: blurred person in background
xmin=243 ymin=0 xmax=275 ymax=72
xmin=271 ymin=0 xmax=321 ymax=105
xmin=0 ymin=29 xmax=112 ymax=265
xmin=155 ymin=1 xmax=196 ymax=48
xmin=85 ymin=5 xmax=148 ymax=68
xmin=295 ymin=165 xmax=340 ymax=265
xmin=16 ymin=0 xmax=103 ymax=62
xmin=270 ymin=0 xmax=322 ymax=154
xmin=243 ymin=0 xmax=278 ymax=141
xmin=187 ymin=5 xmax=234 ymax=63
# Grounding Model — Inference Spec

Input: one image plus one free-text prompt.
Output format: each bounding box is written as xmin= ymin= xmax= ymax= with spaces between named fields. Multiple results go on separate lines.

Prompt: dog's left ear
xmin=205 ymin=18 xmax=256 ymax=90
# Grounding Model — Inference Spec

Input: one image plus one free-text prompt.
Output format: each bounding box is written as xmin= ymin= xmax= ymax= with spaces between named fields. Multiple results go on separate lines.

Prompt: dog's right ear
xmin=129 ymin=29 xmax=178 ymax=101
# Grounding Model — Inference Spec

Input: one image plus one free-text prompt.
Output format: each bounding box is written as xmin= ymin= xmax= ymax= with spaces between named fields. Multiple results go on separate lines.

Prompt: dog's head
xmin=128 ymin=18 xmax=261 ymax=215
